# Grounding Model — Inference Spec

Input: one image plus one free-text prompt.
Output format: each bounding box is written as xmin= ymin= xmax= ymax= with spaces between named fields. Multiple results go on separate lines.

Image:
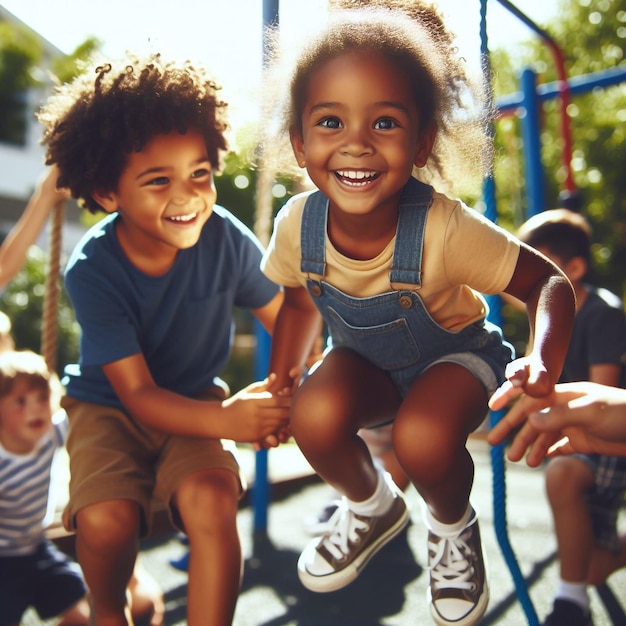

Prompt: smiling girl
xmin=260 ymin=1 xmax=576 ymax=624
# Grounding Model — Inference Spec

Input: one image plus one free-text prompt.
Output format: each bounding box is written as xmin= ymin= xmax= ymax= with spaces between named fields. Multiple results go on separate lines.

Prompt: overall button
xmin=399 ymin=295 xmax=413 ymax=309
xmin=310 ymin=284 xmax=322 ymax=297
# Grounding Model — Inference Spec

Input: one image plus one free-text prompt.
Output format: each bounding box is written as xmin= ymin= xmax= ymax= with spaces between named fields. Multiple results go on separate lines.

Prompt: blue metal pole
xmin=520 ymin=68 xmax=544 ymax=218
xmin=253 ymin=319 xmax=272 ymax=534
xmin=496 ymin=66 xmax=626 ymax=114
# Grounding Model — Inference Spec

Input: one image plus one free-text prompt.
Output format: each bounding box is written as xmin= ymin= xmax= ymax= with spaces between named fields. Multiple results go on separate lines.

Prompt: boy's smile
xmin=93 ymin=130 xmax=217 ymax=276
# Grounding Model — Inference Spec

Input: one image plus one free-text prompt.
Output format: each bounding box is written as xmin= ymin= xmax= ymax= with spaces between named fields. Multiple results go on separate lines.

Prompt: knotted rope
xmin=41 ymin=200 xmax=65 ymax=372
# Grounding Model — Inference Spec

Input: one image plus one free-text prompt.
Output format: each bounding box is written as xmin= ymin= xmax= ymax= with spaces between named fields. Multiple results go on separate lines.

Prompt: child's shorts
xmin=62 ymin=392 xmax=244 ymax=537
xmin=0 ymin=540 xmax=86 ymax=625
xmin=577 ymin=453 xmax=626 ymax=551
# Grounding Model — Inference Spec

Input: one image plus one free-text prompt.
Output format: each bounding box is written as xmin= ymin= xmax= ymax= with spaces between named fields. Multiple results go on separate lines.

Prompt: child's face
xmin=0 ymin=378 xmax=53 ymax=454
xmin=93 ymin=131 xmax=217 ymax=274
xmin=291 ymin=51 xmax=436 ymax=218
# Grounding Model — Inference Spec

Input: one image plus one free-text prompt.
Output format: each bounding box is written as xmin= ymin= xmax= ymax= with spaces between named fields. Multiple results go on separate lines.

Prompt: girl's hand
xmin=221 ymin=377 xmax=291 ymax=443
xmin=253 ymin=424 xmax=293 ymax=450
xmin=489 ymin=354 xmax=552 ymax=411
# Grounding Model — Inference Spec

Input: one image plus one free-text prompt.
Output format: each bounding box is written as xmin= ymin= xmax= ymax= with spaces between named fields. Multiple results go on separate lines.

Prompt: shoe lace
xmin=428 ymin=513 xmax=478 ymax=592
xmin=319 ymin=498 xmax=370 ymax=561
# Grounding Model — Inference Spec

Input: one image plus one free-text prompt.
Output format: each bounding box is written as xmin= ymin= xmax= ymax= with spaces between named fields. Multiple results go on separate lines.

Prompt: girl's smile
xmin=334 ymin=169 xmax=380 ymax=187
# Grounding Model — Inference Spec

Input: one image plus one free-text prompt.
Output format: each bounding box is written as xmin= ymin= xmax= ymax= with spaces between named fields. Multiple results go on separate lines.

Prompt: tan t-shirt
xmin=261 ymin=188 xmax=520 ymax=332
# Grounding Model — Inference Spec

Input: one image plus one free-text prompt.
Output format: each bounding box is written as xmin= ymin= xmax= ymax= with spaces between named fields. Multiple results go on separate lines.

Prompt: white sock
xmin=556 ymin=580 xmax=589 ymax=611
xmin=424 ymin=503 xmax=473 ymax=536
xmin=347 ymin=467 xmax=394 ymax=517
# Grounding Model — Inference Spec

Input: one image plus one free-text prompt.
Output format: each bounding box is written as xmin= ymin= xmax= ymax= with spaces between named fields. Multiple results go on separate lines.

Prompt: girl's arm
xmin=490 ymin=243 xmax=576 ymax=409
xmin=268 ymin=285 xmax=323 ymax=391
xmin=251 ymin=290 xmax=284 ymax=336
xmin=0 ymin=166 xmax=70 ymax=289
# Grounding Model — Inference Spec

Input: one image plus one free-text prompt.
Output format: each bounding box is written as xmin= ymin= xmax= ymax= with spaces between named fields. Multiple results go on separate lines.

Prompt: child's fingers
xmin=545 ymin=436 xmax=574 ymax=457
xmin=488 ymin=379 xmax=523 ymax=411
xmin=524 ymin=431 xmax=561 ymax=467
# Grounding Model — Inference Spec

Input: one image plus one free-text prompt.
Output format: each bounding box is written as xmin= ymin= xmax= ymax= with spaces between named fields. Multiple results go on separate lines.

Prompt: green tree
xmin=0 ymin=30 xmax=100 ymax=373
xmin=0 ymin=247 xmax=79 ymax=375
xmin=491 ymin=0 xmax=626 ymax=296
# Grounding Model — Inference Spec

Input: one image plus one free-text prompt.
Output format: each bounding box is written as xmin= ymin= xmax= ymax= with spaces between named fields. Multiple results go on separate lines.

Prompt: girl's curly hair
xmin=262 ymin=0 xmax=494 ymax=195
xmin=38 ymin=52 xmax=229 ymax=213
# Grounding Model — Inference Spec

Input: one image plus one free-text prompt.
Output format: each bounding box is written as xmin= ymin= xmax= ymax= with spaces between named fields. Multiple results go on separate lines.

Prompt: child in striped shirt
xmin=0 ymin=349 xmax=89 ymax=626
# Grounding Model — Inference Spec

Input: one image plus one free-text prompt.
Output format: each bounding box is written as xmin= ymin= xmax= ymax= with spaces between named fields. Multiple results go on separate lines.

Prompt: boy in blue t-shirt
xmin=37 ymin=52 xmax=290 ymax=625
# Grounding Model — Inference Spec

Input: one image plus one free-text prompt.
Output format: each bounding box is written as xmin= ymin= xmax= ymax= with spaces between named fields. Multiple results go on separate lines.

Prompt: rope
xmin=41 ymin=200 xmax=65 ymax=373
xmin=480 ymin=1 xmax=539 ymax=623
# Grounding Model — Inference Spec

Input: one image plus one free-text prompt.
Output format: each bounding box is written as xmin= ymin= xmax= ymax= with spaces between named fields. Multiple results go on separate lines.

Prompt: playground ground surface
xmin=25 ymin=437 xmax=626 ymax=625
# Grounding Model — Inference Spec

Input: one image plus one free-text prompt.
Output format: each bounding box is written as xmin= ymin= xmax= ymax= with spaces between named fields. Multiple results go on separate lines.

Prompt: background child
xmin=259 ymin=2 xmax=575 ymax=625
xmin=37 ymin=52 xmax=290 ymax=625
xmin=514 ymin=208 xmax=626 ymax=626
xmin=0 ymin=349 xmax=90 ymax=626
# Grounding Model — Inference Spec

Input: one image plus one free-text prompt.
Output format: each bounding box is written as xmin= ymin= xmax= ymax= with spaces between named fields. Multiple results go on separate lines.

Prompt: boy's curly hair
xmin=262 ymin=0 xmax=493 ymax=194
xmin=38 ymin=52 xmax=229 ymax=213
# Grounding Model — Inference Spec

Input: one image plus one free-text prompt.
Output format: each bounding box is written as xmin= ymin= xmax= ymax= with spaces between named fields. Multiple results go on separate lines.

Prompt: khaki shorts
xmin=61 ymin=390 xmax=244 ymax=537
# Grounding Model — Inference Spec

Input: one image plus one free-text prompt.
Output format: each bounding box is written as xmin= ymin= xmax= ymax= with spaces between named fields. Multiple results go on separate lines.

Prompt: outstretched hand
xmin=488 ymin=382 xmax=626 ymax=466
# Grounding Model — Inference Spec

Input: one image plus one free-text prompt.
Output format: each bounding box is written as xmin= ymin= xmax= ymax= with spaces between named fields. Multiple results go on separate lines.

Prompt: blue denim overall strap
xmin=299 ymin=178 xmax=512 ymax=397
xmin=389 ymin=177 xmax=434 ymax=286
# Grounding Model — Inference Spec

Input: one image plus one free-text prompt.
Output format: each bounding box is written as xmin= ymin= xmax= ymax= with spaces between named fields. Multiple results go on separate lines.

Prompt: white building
xmin=0 ymin=5 xmax=85 ymax=256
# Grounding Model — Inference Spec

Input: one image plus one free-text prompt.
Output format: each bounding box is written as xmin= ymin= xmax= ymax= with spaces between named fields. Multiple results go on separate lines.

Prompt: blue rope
xmin=481 ymin=1 xmax=539 ymax=623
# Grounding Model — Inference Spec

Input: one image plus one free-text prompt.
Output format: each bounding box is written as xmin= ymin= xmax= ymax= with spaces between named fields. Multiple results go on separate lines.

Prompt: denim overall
xmin=300 ymin=177 xmax=514 ymax=398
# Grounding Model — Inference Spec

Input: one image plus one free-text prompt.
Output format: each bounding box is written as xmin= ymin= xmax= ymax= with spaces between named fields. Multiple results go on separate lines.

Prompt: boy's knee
xmin=76 ymin=500 xmax=140 ymax=547
xmin=175 ymin=470 xmax=239 ymax=531
xmin=545 ymin=457 xmax=591 ymax=500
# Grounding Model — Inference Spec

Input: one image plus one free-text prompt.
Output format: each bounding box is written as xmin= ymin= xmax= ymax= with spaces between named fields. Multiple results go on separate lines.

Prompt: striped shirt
xmin=0 ymin=411 xmax=67 ymax=556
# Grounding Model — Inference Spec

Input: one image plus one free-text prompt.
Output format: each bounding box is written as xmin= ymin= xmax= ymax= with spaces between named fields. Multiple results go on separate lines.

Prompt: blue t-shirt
xmin=63 ymin=207 xmax=279 ymax=409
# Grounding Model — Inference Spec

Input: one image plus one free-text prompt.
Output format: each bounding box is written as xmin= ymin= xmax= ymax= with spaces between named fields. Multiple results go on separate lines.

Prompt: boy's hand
xmin=220 ymin=377 xmax=291 ymax=443
xmin=253 ymin=376 xmax=295 ymax=449
xmin=489 ymin=382 xmax=626 ymax=465
xmin=488 ymin=390 xmax=564 ymax=466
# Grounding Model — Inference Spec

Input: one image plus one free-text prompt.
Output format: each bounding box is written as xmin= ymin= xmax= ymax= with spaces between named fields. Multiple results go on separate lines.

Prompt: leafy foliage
xmin=0 ymin=247 xmax=79 ymax=375
xmin=492 ymin=0 xmax=626 ymax=296
xmin=0 ymin=22 xmax=42 ymax=145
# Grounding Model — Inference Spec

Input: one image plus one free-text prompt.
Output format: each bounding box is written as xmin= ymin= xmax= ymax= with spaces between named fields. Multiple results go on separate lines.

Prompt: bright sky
xmin=2 ymin=0 xmax=560 ymax=125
